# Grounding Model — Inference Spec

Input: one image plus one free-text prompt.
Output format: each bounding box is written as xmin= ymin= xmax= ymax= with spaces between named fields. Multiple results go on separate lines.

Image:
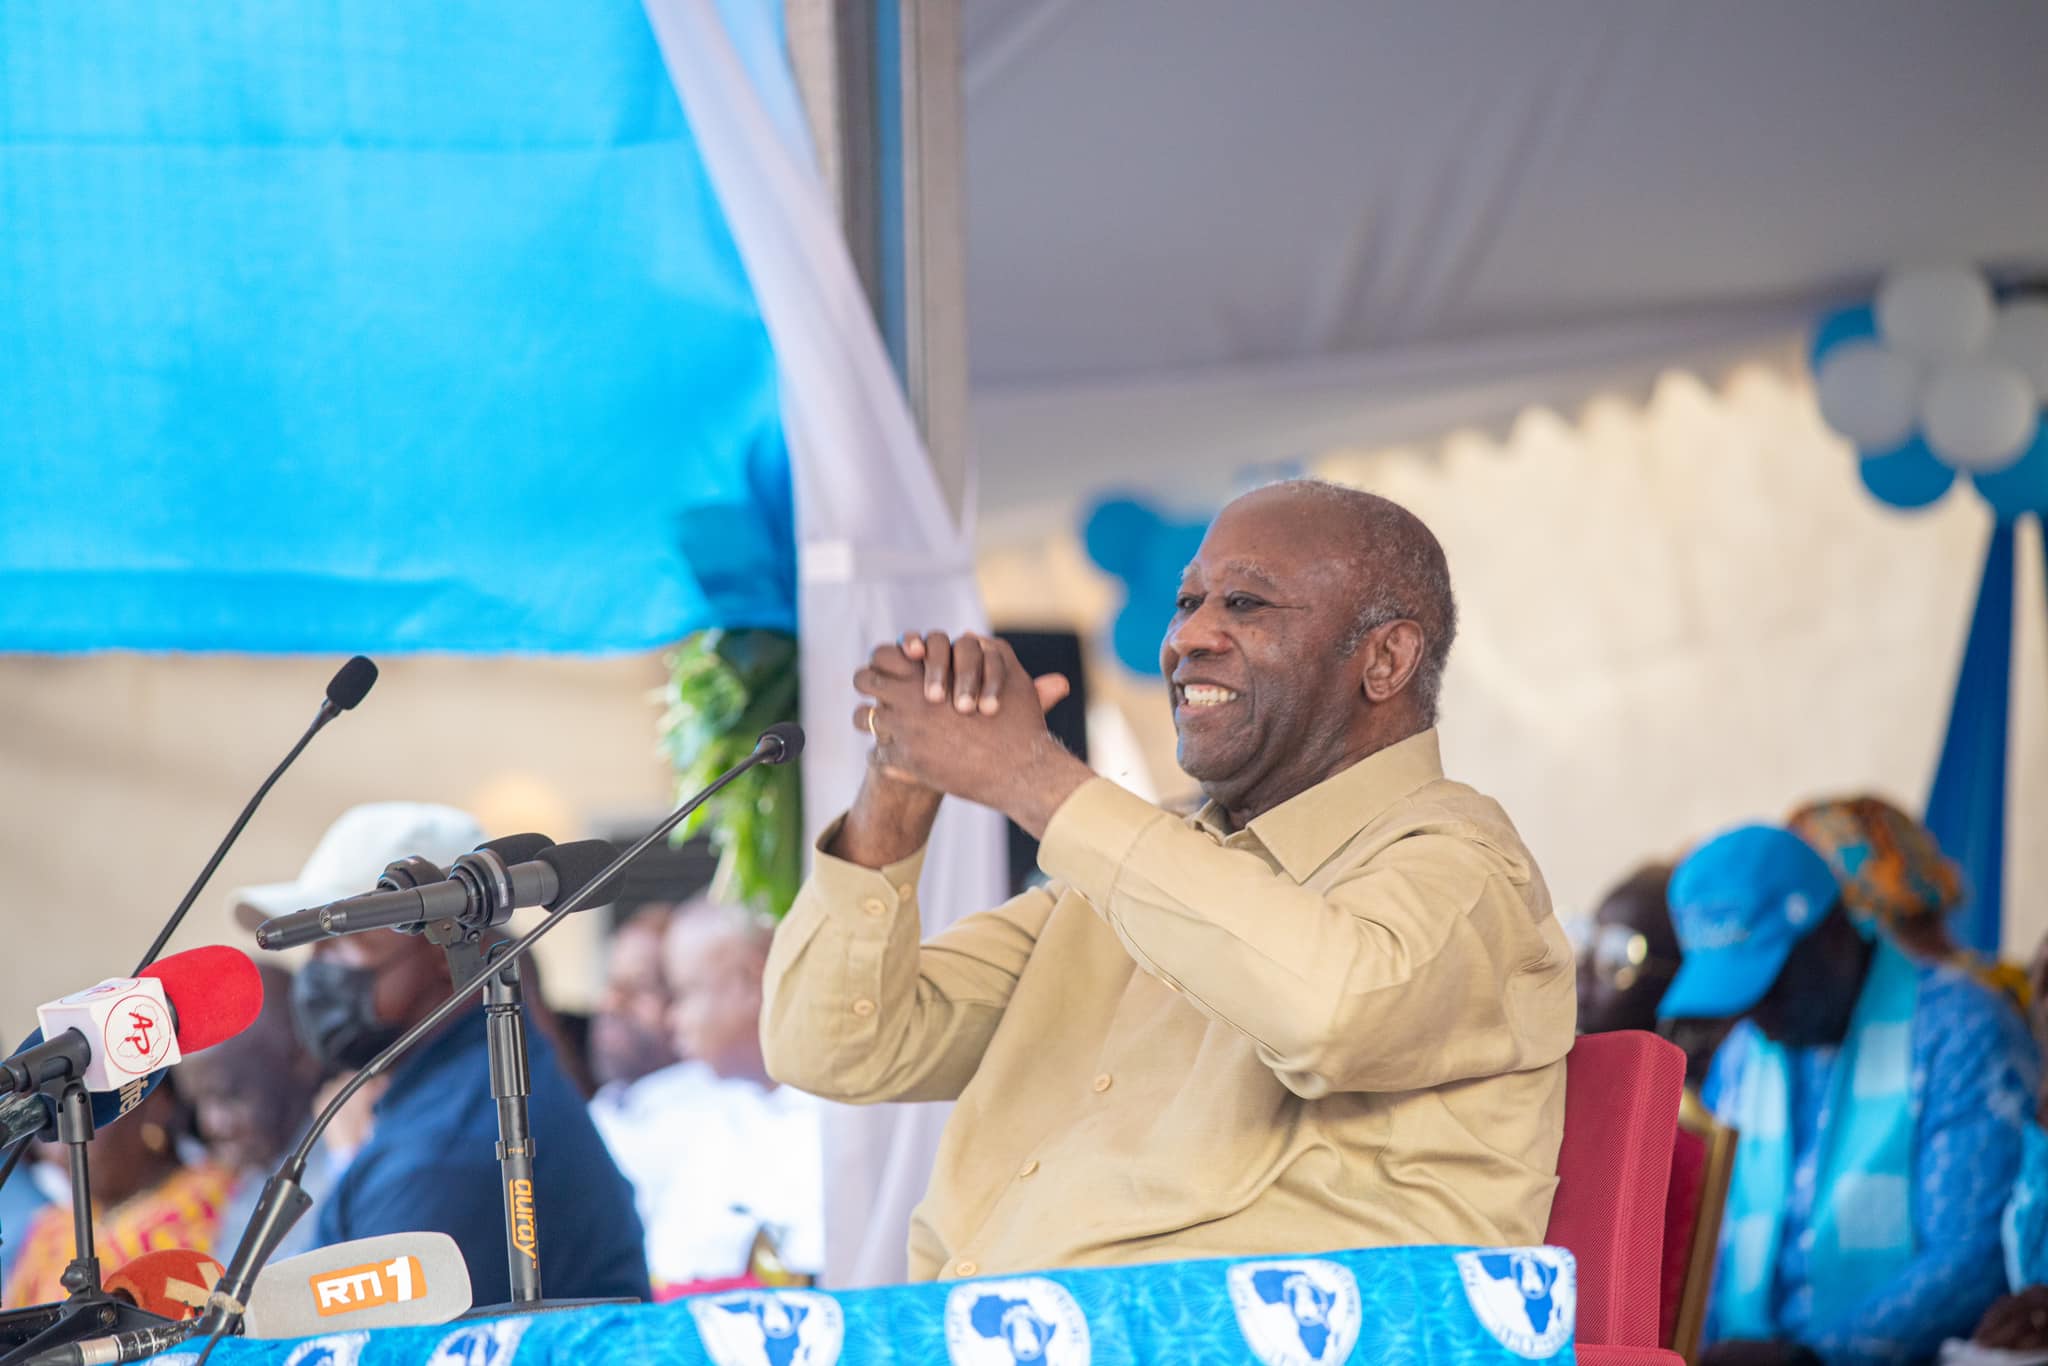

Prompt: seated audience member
xmin=639 ymin=901 xmax=823 ymax=1292
xmin=298 ymin=922 xmax=649 ymax=1304
xmin=1660 ymin=825 xmax=2039 ymax=1366
xmin=1574 ymin=861 xmax=1729 ymax=1087
xmin=4 ymin=1085 xmax=232 ymax=1304
xmin=175 ymin=963 xmax=332 ymax=1262
xmin=587 ymin=902 xmax=726 ymax=1246
xmin=1789 ymin=794 xmax=2028 ymax=1009
xmin=763 ymin=481 xmax=1574 ymax=1279
xmin=1577 ymin=863 xmax=1680 ymax=1034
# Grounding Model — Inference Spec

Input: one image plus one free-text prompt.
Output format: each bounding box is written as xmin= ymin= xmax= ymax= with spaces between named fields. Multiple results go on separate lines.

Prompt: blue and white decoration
xmin=1809 ymin=265 xmax=2048 ymax=954
xmin=424 ymin=1317 xmax=533 ymax=1366
xmin=1453 ymin=1249 xmax=1577 ymax=1360
xmin=1226 ymin=1259 xmax=1364 ymax=1366
xmin=279 ymin=1333 xmax=371 ymax=1366
xmin=1812 ymin=267 xmax=2048 ymax=519
xmin=687 ymin=1289 xmax=845 ymax=1366
xmin=1081 ymin=495 xmax=1212 ymax=675
xmin=943 ymin=1276 xmax=1090 ymax=1366
xmin=186 ymin=1244 xmax=1576 ymax=1365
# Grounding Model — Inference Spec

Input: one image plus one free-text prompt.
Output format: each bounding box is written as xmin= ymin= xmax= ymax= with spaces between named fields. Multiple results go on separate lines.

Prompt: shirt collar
xmin=1193 ymin=728 xmax=1446 ymax=883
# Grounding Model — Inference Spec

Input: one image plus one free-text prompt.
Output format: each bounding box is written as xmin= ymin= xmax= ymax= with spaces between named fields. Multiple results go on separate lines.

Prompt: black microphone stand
xmin=188 ymin=725 xmax=801 ymax=1364
xmin=0 ymin=1087 xmax=174 ymax=1365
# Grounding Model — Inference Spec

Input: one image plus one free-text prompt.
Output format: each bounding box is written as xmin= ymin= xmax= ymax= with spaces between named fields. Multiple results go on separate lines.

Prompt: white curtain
xmin=641 ymin=0 xmax=1010 ymax=1288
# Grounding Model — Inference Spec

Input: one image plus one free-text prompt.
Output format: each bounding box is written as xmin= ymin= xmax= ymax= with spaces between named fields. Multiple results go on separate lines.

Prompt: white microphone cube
xmin=36 ymin=976 xmax=181 ymax=1092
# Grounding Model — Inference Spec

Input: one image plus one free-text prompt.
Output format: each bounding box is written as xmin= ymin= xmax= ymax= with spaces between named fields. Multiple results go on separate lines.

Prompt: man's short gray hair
xmin=1278 ymin=479 xmax=1458 ymax=725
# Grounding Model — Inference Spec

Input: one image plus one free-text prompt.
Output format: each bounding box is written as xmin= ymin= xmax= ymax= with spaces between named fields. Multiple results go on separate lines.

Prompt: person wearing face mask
xmin=231 ymin=800 xmax=647 ymax=1304
xmin=1660 ymin=825 xmax=2040 ymax=1366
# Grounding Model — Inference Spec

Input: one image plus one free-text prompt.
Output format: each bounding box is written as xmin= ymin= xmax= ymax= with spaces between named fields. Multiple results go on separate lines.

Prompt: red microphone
xmin=105 ymin=1249 xmax=225 ymax=1321
xmin=5 ymin=947 xmax=265 ymax=1097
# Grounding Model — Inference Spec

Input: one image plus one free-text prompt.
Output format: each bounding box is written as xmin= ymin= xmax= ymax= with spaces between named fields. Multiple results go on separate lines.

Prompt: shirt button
xmin=896 ymin=882 xmax=916 ymax=900
xmin=1018 ymin=1159 xmax=1039 ymax=1178
xmin=861 ymin=898 xmax=888 ymax=918
xmin=954 ymin=1260 xmax=978 ymax=1278
xmin=852 ymin=998 xmax=876 ymax=1018
xmin=1092 ymin=1073 xmax=1113 ymax=1093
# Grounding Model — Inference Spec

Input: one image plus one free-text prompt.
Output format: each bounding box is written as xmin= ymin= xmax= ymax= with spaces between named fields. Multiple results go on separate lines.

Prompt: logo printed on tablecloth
xmin=689 ymin=1289 xmax=844 ymax=1366
xmin=944 ymin=1277 xmax=1090 ymax=1366
xmin=281 ymin=1331 xmax=370 ymax=1366
xmin=1454 ymin=1248 xmax=1576 ymax=1358
xmin=425 ymin=1315 xmax=531 ymax=1366
xmin=1226 ymin=1260 xmax=1362 ymax=1366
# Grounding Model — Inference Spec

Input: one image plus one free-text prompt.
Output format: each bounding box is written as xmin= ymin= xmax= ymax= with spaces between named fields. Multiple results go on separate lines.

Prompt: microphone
xmin=256 ymin=839 xmax=622 ymax=952
xmin=132 ymin=655 xmax=379 ymax=972
xmin=2 ymin=947 xmax=264 ymax=1096
xmin=19 ymin=1317 xmax=197 ymax=1366
xmin=104 ymin=1249 xmax=224 ymax=1320
xmin=241 ymin=1232 xmax=471 ymax=1338
xmin=190 ymin=726 xmax=803 ymax=1354
xmin=0 ymin=1052 xmax=164 ymax=1153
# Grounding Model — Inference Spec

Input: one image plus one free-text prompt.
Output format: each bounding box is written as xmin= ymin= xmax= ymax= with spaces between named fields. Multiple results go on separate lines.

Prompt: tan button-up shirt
xmin=761 ymin=729 xmax=1574 ymax=1281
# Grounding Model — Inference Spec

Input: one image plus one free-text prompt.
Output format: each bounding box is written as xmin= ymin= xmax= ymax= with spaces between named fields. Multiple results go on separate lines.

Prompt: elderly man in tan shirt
xmin=762 ymin=479 xmax=1574 ymax=1282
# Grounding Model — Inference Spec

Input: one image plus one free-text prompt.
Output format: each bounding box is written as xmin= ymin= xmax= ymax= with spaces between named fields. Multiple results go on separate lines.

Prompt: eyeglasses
xmin=1566 ymin=918 xmax=1680 ymax=993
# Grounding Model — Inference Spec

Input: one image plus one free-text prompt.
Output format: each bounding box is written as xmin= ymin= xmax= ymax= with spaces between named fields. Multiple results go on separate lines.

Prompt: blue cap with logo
xmin=1655 ymin=823 xmax=1843 ymax=1020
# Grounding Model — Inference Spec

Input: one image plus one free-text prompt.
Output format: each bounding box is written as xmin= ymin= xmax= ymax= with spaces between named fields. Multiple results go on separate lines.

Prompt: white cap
xmin=229 ymin=802 xmax=486 ymax=934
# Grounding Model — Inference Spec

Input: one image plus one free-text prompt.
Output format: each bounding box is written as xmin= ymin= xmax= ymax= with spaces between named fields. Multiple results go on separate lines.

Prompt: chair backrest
xmin=1544 ymin=1030 xmax=1686 ymax=1347
xmin=1659 ymin=1124 xmax=1708 ymax=1347
xmin=1669 ymin=1090 xmax=1736 ymax=1357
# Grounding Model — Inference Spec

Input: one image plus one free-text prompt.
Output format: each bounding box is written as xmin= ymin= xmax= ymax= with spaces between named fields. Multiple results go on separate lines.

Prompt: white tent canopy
xmin=960 ymin=0 xmax=2048 ymax=534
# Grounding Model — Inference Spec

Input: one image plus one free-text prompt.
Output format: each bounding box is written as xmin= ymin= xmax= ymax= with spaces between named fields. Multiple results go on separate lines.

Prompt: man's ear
xmin=1360 ymin=620 xmax=1425 ymax=704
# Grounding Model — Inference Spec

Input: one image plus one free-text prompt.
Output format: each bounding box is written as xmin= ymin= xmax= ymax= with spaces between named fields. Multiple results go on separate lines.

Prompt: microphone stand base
xmin=458 ymin=1297 xmax=640 ymax=1320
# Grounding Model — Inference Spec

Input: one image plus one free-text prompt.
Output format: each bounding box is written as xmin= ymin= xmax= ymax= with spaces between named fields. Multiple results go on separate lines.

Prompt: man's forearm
xmin=828 ymin=769 xmax=944 ymax=868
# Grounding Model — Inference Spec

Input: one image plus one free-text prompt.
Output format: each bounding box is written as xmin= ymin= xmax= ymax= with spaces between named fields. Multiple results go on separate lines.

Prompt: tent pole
xmin=786 ymin=0 xmax=972 ymax=530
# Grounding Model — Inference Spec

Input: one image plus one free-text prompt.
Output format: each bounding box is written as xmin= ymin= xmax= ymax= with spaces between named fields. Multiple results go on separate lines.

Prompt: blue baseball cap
xmin=1655 ymin=824 xmax=1842 ymax=1020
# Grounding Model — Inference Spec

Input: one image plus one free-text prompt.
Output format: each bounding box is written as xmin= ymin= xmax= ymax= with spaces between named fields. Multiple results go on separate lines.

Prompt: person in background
xmin=0 ymin=1034 xmax=54 ymax=1286
xmin=590 ymin=906 xmax=682 ymax=1093
xmin=173 ymin=963 xmax=331 ymax=1263
xmin=297 ymin=921 xmax=649 ymax=1304
xmin=587 ymin=900 xmax=726 ymax=1265
xmin=1659 ymin=824 xmax=2039 ymax=1366
xmin=1788 ymin=794 xmax=2028 ymax=1010
xmin=636 ymin=901 xmax=823 ymax=1293
xmin=1573 ymin=861 xmax=1730 ymax=1087
xmin=4 ymin=1085 xmax=232 ymax=1304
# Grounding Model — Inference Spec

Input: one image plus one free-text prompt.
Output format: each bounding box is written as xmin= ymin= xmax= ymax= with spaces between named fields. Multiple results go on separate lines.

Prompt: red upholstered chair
xmin=1545 ymin=1030 xmax=1688 ymax=1366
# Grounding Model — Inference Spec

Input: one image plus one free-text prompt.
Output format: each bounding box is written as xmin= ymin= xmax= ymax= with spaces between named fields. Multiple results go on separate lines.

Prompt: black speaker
xmin=996 ymin=630 xmax=1089 ymax=895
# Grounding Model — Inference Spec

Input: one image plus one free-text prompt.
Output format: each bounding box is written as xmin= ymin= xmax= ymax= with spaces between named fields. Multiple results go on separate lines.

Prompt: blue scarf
xmin=1715 ymin=940 xmax=1922 ymax=1338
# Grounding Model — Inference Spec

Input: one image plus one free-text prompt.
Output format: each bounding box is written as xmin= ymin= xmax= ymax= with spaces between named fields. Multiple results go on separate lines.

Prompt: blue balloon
xmin=1972 ymin=419 xmax=2048 ymax=521
xmin=1081 ymin=494 xmax=1211 ymax=675
xmin=1859 ymin=436 xmax=1956 ymax=510
xmin=1811 ymin=304 xmax=1880 ymax=371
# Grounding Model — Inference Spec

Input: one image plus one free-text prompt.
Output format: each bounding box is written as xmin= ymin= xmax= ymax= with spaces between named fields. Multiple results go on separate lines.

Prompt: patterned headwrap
xmin=1786 ymin=795 xmax=1963 ymax=926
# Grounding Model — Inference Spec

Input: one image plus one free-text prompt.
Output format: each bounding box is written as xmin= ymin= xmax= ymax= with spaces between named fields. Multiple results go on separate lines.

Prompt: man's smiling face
xmin=1161 ymin=488 xmax=1369 ymax=820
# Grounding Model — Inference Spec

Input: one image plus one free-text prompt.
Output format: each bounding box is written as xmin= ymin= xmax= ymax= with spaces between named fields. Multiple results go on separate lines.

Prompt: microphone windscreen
xmin=758 ymin=722 xmax=804 ymax=763
xmin=242 ymin=1231 xmax=471 ymax=1339
xmin=536 ymin=838 xmax=623 ymax=910
xmin=105 ymin=1249 xmax=223 ymax=1321
xmin=325 ymin=656 xmax=378 ymax=711
xmin=4 ymin=1032 xmax=165 ymax=1128
xmin=478 ymin=833 xmax=553 ymax=864
xmin=139 ymin=945 xmax=264 ymax=1053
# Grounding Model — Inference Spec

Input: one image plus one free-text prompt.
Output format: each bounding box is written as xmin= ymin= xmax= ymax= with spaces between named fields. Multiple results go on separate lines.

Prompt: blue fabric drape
xmin=1925 ymin=520 xmax=2018 ymax=952
xmin=0 ymin=1 xmax=793 ymax=652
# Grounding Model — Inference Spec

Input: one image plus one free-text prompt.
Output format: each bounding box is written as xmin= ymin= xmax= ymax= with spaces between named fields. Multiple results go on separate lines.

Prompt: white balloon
xmin=1921 ymin=358 xmax=2040 ymax=471
xmin=1877 ymin=265 xmax=1995 ymax=361
xmin=1815 ymin=343 xmax=1920 ymax=451
xmin=1988 ymin=301 xmax=2048 ymax=394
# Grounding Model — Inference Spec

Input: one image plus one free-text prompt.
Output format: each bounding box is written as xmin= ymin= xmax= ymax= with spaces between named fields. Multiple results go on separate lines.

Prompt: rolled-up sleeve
xmin=1037 ymin=778 xmax=1565 ymax=1098
xmin=760 ymin=816 xmax=1057 ymax=1105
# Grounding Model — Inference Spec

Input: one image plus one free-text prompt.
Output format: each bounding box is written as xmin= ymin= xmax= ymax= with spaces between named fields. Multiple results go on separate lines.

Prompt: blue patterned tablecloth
xmin=162 ymin=1244 xmax=1576 ymax=1366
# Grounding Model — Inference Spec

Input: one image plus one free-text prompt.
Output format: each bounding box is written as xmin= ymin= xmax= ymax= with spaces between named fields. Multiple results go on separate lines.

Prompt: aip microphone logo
xmin=103 ymin=993 xmax=173 ymax=1071
xmin=312 ymin=1256 xmax=427 ymax=1316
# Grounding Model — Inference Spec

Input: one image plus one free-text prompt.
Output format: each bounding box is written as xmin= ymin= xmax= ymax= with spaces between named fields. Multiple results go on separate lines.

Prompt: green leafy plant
xmin=657 ymin=628 xmax=802 ymax=918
